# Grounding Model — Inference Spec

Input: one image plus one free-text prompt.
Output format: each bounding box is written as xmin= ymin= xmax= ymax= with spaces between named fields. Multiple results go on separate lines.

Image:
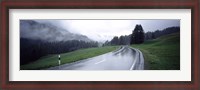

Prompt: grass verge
xmin=131 ymin=33 xmax=180 ymax=70
xmin=21 ymin=46 xmax=119 ymax=70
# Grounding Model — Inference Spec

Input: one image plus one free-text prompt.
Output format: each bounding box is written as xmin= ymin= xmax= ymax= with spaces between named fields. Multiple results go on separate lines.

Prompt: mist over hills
xmin=20 ymin=20 xmax=98 ymax=65
xmin=20 ymin=20 xmax=92 ymax=42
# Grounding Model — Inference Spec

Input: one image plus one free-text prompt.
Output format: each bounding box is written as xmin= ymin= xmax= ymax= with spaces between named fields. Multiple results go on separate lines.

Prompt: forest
xmin=20 ymin=39 xmax=98 ymax=65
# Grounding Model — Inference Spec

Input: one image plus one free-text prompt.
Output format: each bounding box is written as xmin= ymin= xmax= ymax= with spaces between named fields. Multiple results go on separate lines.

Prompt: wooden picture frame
xmin=0 ymin=0 xmax=199 ymax=89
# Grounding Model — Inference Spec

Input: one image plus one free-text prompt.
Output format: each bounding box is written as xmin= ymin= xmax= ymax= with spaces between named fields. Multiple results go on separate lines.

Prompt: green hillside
xmin=131 ymin=33 xmax=180 ymax=70
xmin=21 ymin=46 xmax=119 ymax=70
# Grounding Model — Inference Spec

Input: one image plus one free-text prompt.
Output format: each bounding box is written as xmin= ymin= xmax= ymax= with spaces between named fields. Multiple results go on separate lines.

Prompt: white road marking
xmin=95 ymin=59 xmax=106 ymax=64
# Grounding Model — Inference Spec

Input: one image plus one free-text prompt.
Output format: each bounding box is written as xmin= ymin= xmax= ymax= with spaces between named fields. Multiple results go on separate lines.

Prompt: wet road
xmin=48 ymin=46 xmax=144 ymax=70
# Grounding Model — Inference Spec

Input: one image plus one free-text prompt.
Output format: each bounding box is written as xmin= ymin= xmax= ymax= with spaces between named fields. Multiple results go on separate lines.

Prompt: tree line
xmin=20 ymin=38 xmax=98 ymax=65
xmin=103 ymin=25 xmax=180 ymax=46
xmin=145 ymin=26 xmax=180 ymax=40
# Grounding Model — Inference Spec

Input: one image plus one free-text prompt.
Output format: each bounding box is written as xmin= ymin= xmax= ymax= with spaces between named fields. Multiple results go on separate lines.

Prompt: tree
xmin=110 ymin=36 xmax=119 ymax=45
xmin=130 ymin=24 xmax=145 ymax=44
xmin=119 ymin=36 xmax=126 ymax=45
xmin=152 ymin=33 xmax=156 ymax=39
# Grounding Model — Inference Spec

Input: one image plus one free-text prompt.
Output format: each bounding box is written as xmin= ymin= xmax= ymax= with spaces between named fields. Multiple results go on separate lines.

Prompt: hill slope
xmin=131 ymin=33 xmax=180 ymax=70
xmin=20 ymin=20 xmax=92 ymax=42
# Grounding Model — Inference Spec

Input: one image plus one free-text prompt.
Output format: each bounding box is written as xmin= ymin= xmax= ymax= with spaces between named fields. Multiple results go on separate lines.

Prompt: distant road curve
xmin=47 ymin=46 xmax=144 ymax=70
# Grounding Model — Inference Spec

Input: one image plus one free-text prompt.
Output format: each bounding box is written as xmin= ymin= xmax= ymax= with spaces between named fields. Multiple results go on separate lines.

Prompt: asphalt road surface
xmin=48 ymin=46 xmax=144 ymax=70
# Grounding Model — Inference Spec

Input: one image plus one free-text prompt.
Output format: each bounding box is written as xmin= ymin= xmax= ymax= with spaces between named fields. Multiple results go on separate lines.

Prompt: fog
xmin=35 ymin=20 xmax=180 ymax=42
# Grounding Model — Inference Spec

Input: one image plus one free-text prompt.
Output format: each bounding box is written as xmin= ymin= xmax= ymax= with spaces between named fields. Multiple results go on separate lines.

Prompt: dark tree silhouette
xmin=119 ymin=36 xmax=125 ymax=45
xmin=130 ymin=24 xmax=145 ymax=44
xmin=110 ymin=36 xmax=119 ymax=45
xmin=152 ymin=33 xmax=156 ymax=39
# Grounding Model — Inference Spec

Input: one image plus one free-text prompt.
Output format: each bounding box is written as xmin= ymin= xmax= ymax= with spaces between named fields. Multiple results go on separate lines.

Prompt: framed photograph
xmin=1 ymin=0 xmax=199 ymax=89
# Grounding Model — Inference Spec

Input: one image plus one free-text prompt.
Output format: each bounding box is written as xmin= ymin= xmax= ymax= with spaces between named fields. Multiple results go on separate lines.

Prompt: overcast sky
xmin=36 ymin=20 xmax=180 ymax=42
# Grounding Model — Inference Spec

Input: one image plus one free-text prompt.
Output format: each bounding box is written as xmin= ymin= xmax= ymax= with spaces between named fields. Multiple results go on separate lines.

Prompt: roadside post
xmin=58 ymin=55 xmax=61 ymax=69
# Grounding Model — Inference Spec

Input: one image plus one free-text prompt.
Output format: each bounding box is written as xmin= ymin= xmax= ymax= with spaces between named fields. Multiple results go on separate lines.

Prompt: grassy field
xmin=21 ymin=46 xmax=119 ymax=70
xmin=131 ymin=33 xmax=180 ymax=70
